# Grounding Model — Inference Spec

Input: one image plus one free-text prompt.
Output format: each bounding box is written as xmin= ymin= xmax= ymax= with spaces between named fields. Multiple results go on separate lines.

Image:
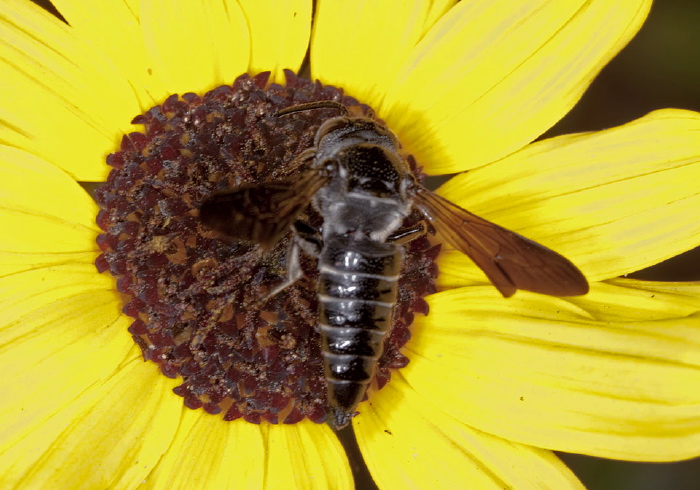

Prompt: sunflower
xmin=2 ymin=0 xmax=700 ymax=488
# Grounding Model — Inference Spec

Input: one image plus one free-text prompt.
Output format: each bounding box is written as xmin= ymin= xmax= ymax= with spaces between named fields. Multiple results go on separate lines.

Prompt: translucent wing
xmin=413 ymin=186 xmax=588 ymax=297
xmin=200 ymin=169 xmax=328 ymax=252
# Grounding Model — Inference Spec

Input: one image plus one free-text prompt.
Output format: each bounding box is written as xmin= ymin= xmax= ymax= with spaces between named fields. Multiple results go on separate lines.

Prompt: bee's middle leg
xmin=259 ymin=221 xmax=322 ymax=304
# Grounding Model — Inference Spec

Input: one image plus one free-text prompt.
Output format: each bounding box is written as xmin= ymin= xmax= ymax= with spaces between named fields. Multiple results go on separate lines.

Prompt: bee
xmin=200 ymin=101 xmax=588 ymax=429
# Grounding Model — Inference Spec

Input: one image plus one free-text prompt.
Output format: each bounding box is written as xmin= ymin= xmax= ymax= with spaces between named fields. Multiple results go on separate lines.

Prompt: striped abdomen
xmin=318 ymin=236 xmax=404 ymax=428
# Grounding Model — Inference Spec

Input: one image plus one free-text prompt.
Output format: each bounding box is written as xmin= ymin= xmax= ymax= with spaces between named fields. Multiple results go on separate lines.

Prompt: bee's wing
xmin=200 ymin=169 xmax=328 ymax=252
xmin=413 ymin=186 xmax=588 ymax=297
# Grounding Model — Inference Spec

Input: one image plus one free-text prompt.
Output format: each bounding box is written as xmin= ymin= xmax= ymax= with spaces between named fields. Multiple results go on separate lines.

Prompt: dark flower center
xmin=95 ymin=71 xmax=438 ymax=425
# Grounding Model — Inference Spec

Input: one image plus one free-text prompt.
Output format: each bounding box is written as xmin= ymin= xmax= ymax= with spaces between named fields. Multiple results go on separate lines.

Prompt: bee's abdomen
xmin=318 ymin=239 xmax=403 ymax=428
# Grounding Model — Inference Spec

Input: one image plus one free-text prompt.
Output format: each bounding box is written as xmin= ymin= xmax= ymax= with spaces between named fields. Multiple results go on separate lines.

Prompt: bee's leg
xmin=258 ymin=221 xmax=322 ymax=305
xmin=292 ymin=220 xmax=322 ymax=257
xmin=263 ymin=149 xmax=316 ymax=179
xmin=387 ymin=220 xmax=428 ymax=245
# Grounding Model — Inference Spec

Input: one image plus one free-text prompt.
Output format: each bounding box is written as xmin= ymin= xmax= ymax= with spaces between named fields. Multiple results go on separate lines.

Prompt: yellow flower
xmin=1 ymin=0 xmax=699 ymax=488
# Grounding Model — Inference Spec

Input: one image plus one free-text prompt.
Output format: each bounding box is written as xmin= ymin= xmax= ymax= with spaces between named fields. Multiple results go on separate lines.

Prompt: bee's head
xmin=315 ymin=116 xmax=399 ymax=152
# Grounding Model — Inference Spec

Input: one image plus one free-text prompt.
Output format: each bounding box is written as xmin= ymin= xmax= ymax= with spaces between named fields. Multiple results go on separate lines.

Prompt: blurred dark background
xmin=31 ymin=0 xmax=699 ymax=488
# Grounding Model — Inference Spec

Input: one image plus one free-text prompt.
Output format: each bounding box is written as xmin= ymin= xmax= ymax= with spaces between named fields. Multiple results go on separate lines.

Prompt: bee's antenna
xmin=277 ymin=101 xmax=349 ymax=117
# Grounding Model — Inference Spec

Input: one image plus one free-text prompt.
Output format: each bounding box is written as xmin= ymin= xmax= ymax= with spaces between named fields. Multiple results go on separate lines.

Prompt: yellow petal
xmin=0 ymin=250 xmax=99 ymax=279
xmin=50 ymin=0 xmax=170 ymax=106
xmin=566 ymin=278 xmax=700 ymax=322
xmin=380 ymin=0 xmax=652 ymax=174
xmin=146 ymin=415 xmax=352 ymax=489
xmin=237 ymin=0 xmax=312 ymax=83
xmin=0 ymin=0 xmax=142 ymax=181
xmin=0 ymin=258 xmax=116 ymax=326
xmin=0 ymin=146 xmax=99 ymax=222
xmin=355 ymin=375 xmax=583 ymax=489
xmin=140 ymin=0 xmax=250 ymax=96
xmin=407 ymin=287 xmax=700 ymax=461
xmin=436 ymin=109 xmax=700 ymax=286
xmin=607 ymin=277 xmax=700 ymax=299
xmin=0 ymin=282 xmax=131 ymax=452
xmin=263 ymin=422 xmax=353 ymax=490
xmin=143 ymin=410 xmax=266 ymax=488
xmin=0 ymin=147 xmax=99 ymax=276
xmin=311 ymin=0 xmax=435 ymax=107
xmin=2 ymin=355 xmax=182 ymax=488
xmin=421 ymin=0 xmax=459 ymax=37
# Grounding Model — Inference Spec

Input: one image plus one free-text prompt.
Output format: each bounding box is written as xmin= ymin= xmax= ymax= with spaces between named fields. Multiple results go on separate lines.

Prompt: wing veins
xmin=200 ymin=169 xmax=328 ymax=251
xmin=414 ymin=187 xmax=588 ymax=297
